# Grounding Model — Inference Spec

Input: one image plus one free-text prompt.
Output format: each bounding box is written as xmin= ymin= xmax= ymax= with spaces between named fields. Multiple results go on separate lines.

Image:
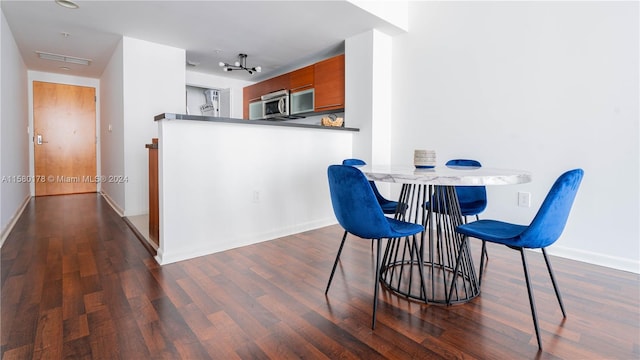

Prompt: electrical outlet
xmin=252 ymin=190 xmax=260 ymax=203
xmin=518 ymin=191 xmax=531 ymax=207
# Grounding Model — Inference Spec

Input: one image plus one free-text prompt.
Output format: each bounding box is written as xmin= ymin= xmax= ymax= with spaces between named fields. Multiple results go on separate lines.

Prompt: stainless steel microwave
xmin=262 ymin=89 xmax=289 ymax=119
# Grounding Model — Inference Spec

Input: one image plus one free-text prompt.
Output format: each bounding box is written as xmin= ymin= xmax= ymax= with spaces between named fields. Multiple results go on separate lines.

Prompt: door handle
xmin=36 ymin=134 xmax=48 ymax=145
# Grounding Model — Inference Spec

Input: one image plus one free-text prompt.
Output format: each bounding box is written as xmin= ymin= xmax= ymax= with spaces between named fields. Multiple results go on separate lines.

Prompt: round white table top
xmin=358 ymin=164 xmax=532 ymax=186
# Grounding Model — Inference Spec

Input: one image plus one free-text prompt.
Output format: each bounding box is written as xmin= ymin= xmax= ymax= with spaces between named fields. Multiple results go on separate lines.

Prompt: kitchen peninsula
xmin=152 ymin=113 xmax=358 ymax=265
xmin=155 ymin=113 xmax=358 ymax=131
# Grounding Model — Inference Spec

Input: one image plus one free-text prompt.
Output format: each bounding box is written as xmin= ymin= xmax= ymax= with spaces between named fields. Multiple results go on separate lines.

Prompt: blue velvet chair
xmin=326 ymin=165 xmax=424 ymax=329
xmin=447 ymin=159 xmax=489 ymax=262
xmin=450 ymin=169 xmax=584 ymax=349
xmin=342 ymin=158 xmax=399 ymax=214
xmin=444 ymin=159 xmax=487 ymax=219
xmin=426 ymin=159 xmax=489 ymax=263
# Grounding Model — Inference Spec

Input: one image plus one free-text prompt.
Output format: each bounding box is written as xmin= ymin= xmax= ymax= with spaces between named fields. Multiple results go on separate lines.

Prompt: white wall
xmin=186 ymin=70 xmax=252 ymax=119
xmin=0 ymin=9 xmax=29 ymax=244
xmin=122 ymin=37 xmax=185 ymax=217
xmin=97 ymin=37 xmax=187 ymax=216
xmin=100 ymin=39 xmax=125 ymax=213
xmin=157 ymin=119 xmax=353 ymax=264
xmin=390 ymin=2 xmax=639 ymax=272
xmin=346 ymin=29 xmax=394 ymax=195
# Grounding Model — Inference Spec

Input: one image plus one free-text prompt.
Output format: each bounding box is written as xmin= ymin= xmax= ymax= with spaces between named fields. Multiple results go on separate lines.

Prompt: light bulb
xmin=234 ymin=61 xmax=240 ymax=67
xmin=218 ymin=62 xmax=225 ymax=67
xmin=255 ymin=66 xmax=262 ymax=73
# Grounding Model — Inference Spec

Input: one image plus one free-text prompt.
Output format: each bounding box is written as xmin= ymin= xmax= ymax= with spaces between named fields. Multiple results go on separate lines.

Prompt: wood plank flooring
xmin=2 ymin=193 xmax=639 ymax=359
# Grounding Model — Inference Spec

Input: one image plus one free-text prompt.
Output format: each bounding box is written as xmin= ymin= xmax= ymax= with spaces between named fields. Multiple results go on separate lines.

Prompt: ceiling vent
xmin=36 ymin=51 xmax=91 ymax=66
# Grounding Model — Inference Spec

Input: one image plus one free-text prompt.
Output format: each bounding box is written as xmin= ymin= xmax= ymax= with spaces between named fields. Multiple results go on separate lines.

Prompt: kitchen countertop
xmin=154 ymin=113 xmax=359 ymax=132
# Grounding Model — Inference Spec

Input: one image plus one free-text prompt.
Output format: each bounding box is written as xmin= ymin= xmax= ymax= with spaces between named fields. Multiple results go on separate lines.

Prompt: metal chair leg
xmin=520 ymin=249 xmax=543 ymax=350
xmin=466 ymin=215 xmax=489 ymax=270
xmin=542 ymin=248 xmax=566 ymax=317
xmin=371 ymin=238 xmax=382 ymax=329
xmin=325 ymin=231 xmax=348 ymax=294
xmin=473 ymin=215 xmax=489 ymax=266
xmin=478 ymin=240 xmax=488 ymax=287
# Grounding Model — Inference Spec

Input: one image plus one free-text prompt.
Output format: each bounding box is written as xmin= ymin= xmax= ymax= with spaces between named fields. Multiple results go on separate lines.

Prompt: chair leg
xmin=478 ymin=240 xmax=487 ymax=287
xmin=371 ymin=238 xmax=382 ymax=329
xmin=542 ymin=248 xmax=566 ymax=317
xmin=520 ymin=249 xmax=543 ymax=350
xmin=325 ymin=231 xmax=348 ymax=295
xmin=474 ymin=215 xmax=489 ymax=266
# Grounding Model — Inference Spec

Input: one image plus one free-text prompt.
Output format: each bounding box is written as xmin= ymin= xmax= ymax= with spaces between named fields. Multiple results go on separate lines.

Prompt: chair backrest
xmin=446 ymin=159 xmax=481 ymax=168
xmin=342 ymin=158 xmax=366 ymax=166
xmin=327 ymin=165 xmax=392 ymax=239
xmin=445 ymin=159 xmax=487 ymax=213
xmin=520 ymin=169 xmax=584 ymax=248
xmin=342 ymin=158 xmax=393 ymax=207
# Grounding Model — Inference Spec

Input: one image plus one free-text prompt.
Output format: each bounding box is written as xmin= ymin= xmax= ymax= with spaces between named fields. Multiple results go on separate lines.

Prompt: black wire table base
xmin=379 ymin=184 xmax=480 ymax=305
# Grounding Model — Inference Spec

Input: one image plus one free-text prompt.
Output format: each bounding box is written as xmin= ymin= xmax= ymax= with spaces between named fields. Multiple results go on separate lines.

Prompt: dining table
xmin=357 ymin=164 xmax=532 ymax=305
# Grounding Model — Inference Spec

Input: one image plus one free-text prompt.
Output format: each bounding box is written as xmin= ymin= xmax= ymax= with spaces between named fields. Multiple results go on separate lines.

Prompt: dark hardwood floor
xmin=2 ymin=193 xmax=639 ymax=359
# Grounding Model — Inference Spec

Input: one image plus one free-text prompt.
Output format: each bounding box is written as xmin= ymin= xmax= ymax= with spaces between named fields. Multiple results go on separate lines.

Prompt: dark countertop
xmin=154 ymin=113 xmax=359 ymax=132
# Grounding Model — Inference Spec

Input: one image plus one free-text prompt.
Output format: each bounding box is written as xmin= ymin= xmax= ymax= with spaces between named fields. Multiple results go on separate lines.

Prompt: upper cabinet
xmin=313 ymin=54 xmax=345 ymax=112
xmin=243 ymin=54 xmax=345 ymax=119
xmin=243 ymin=73 xmax=290 ymax=119
xmin=289 ymin=65 xmax=314 ymax=93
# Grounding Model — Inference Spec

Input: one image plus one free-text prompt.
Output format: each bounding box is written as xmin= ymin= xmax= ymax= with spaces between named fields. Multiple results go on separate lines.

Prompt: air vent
xmin=36 ymin=51 xmax=91 ymax=66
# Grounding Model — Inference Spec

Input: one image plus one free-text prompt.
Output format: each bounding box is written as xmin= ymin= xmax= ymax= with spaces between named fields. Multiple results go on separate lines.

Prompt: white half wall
xmin=156 ymin=119 xmax=353 ymax=265
xmin=390 ymin=2 xmax=639 ymax=273
xmin=0 ymin=9 xmax=29 ymax=244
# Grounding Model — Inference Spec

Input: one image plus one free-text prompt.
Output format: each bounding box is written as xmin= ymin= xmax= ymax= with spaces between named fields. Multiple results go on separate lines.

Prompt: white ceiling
xmin=1 ymin=0 xmax=403 ymax=81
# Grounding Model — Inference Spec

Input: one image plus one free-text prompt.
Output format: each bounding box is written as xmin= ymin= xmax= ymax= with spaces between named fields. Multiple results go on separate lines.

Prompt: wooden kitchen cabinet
xmin=314 ymin=54 xmax=344 ymax=112
xmin=242 ymin=53 xmax=345 ymax=118
xmin=266 ymin=74 xmax=290 ymax=93
xmin=289 ymin=65 xmax=314 ymax=93
xmin=243 ymin=83 xmax=264 ymax=119
xmin=243 ymin=73 xmax=290 ymax=118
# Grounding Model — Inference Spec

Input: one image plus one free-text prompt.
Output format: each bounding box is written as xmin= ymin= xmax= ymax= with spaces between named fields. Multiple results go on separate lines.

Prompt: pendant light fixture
xmin=219 ymin=54 xmax=261 ymax=74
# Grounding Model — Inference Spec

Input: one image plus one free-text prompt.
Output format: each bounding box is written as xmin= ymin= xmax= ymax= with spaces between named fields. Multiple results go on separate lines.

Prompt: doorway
xmin=33 ymin=81 xmax=96 ymax=196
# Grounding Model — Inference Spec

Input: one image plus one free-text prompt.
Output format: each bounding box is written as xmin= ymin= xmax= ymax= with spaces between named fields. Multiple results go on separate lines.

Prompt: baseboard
xmin=100 ymin=190 xmax=124 ymax=217
xmin=0 ymin=195 xmax=31 ymax=248
xmin=155 ymin=217 xmax=337 ymax=265
xmin=548 ymin=245 xmax=639 ymax=274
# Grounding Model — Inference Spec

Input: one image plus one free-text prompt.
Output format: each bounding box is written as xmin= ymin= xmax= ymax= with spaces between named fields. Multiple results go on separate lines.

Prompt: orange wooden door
xmin=33 ymin=81 xmax=96 ymax=196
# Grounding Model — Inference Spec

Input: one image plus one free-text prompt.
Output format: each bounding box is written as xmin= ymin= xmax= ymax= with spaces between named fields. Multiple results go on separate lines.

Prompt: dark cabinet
xmin=289 ymin=65 xmax=314 ymax=93
xmin=314 ymin=54 xmax=345 ymax=112
xmin=243 ymin=54 xmax=345 ymax=119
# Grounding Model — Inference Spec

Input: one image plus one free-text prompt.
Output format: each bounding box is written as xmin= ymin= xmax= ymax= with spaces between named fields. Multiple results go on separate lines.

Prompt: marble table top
xmin=358 ymin=164 xmax=532 ymax=186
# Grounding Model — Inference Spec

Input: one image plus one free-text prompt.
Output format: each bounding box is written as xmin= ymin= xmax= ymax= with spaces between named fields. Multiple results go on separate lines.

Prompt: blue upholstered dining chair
xmin=446 ymin=159 xmax=489 ymax=262
xmin=325 ymin=165 xmax=424 ymax=329
xmin=425 ymin=159 xmax=489 ymax=263
xmin=342 ymin=158 xmax=400 ymax=214
xmin=449 ymin=169 xmax=584 ymax=349
xmin=444 ymin=159 xmax=487 ymax=218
